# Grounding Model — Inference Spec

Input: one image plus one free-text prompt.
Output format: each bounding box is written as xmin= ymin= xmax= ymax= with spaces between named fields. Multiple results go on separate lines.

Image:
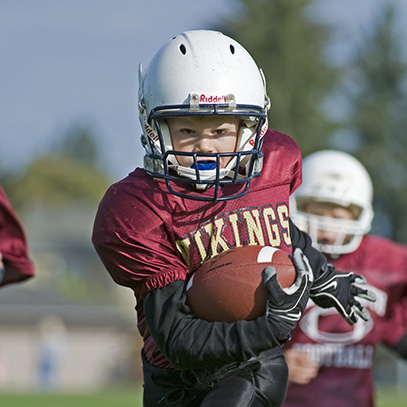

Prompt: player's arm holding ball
xmin=143 ymin=251 xmax=312 ymax=369
xmin=144 ymin=220 xmax=375 ymax=370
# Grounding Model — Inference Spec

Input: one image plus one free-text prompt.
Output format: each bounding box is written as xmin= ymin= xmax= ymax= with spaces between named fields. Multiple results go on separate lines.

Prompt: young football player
xmin=284 ymin=150 xmax=407 ymax=407
xmin=92 ymin=31 xmax=375 ymax=407
xmin=0 ymin=186 xmax=35 ymax=287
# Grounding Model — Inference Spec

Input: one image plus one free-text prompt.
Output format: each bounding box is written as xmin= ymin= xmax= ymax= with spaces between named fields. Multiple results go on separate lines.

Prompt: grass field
xmin=1 ymin=386 xmax=406 ymax=407
xmin=375 ymin=386 xmax=407 ymax=407
xmin=0 ymin=387 xmax=143 ymax=407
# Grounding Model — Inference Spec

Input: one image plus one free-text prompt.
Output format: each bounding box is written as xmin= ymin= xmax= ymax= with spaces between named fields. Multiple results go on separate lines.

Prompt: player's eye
xmin=211 ymin=128 xmax=229 ymax=136
xmin=180 ymin=128 xmax=195 ymax=134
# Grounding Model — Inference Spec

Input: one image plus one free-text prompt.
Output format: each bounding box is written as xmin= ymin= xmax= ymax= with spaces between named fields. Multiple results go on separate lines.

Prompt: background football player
xmin=0 ymin=185 xmax=35 ymax=287
xmin=92 ymin=31 xmax=375 ymax=407
xmin=284 ymin=150 xmax=407 ymax=407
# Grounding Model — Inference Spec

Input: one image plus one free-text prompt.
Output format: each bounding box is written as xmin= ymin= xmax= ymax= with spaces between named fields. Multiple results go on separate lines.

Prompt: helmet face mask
xmin=293 ymin=201 xmax=371 ymax=256
xmin=138 ymin=30 xmax=270 ymax=201
xmin=290 ymin=150 xmax=374 ymax=257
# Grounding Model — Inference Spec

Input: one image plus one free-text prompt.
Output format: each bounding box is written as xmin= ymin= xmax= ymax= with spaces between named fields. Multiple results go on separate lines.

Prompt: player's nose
xmin=194 ymin=135 xmax=215 ymax=153
xmin=317 ymin=229 xmax=337 ymax=245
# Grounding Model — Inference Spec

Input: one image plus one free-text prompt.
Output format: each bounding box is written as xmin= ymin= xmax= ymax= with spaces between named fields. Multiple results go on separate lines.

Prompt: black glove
xmin=310 ymin=264 xmax=376 ymax=326
xmin=263 ymin=248 xmax=313 ymax=343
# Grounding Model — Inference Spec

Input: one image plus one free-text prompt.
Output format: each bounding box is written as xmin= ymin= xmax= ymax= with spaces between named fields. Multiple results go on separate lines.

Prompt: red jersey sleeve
xmin=0 ymin=187 xmax=35 ymax=286
xmin=92 ymin=173 xmax=189 ymax=300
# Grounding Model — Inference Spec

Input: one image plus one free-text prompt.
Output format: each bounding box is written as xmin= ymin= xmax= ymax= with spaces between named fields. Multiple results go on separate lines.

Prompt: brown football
xmin=186 ymin=245 xmax=296 ymax=322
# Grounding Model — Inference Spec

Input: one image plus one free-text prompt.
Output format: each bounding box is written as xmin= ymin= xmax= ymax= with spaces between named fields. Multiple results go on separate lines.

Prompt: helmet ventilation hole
xmin=179 ymin=44 xmax=187 ymax=55
xmin=229 ymin=44 xmax=235 ymax=54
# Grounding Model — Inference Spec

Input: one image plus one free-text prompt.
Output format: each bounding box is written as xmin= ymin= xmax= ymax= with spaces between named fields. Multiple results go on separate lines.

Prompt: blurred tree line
xmin=346 ymin=6 xmax=407 ymax=242
xmin=217 ymin=0 xmax=407 ymax=242
xmin=0 ymin=124 xmax=110 ymax=210
xmin=0 ymin=124 xmax=115 ymax=304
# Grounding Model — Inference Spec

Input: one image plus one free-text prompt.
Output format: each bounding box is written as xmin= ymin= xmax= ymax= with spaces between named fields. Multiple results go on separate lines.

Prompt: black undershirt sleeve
xmin=143 ymin=279 xmax=283 ymax=369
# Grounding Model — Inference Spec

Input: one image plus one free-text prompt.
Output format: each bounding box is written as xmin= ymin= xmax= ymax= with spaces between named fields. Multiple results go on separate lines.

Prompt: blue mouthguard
xmin=191 ymin=161 xmax=217 ymax=171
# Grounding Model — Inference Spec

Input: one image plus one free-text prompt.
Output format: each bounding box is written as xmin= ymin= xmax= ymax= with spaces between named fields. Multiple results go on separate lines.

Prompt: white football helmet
xmin=290 ymin=150 xmax=374 ymax=256
xmin=138 ymin=30 xmax=270 ymax=201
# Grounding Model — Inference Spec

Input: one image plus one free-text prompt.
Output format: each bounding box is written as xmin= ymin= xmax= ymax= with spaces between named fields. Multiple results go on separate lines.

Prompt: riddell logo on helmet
xmin=200 ymin=94 xmax=226 ymax=103
xmin=144 ymin=118 xmax=159 ymax=142
xmin=248 ymin=123 xmax=268 ymax=146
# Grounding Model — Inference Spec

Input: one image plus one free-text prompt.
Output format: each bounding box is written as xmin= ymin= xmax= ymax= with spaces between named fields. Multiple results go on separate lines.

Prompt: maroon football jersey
xmin=0 ymin=186 xmax=35 ymax=286
xmin=92 ymin=129 xmax=302 ymax=368
xmin=283 ymin=235 xmax=407 ymax=407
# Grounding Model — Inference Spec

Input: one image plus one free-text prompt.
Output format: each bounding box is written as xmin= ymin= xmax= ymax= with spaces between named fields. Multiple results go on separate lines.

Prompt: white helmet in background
xmin=291 ymin=150 xmax=374 ymax=256
xmin=138 ymin=30 xmax=270 ymax=201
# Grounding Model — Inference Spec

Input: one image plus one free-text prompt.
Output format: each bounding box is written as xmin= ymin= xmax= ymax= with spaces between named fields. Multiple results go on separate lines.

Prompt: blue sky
xmin=1 ymin=0 xmax=406 ymax=180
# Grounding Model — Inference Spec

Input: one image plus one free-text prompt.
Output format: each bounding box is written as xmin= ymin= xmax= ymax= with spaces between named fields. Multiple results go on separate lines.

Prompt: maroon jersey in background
xmin=0 ymin=186 xmax=35 ymax=287
xmin=283 ymin=235 xmax=407 ymax=407
xmin=92 ymin=129 xmax=302 ymax=368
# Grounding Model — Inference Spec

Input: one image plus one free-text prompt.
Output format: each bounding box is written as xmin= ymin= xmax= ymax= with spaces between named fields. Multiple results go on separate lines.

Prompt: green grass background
xmin=1 ymin=386 xmax=407 ymax=407
xmin=0 ymin=386 xmax=143 ymax=407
